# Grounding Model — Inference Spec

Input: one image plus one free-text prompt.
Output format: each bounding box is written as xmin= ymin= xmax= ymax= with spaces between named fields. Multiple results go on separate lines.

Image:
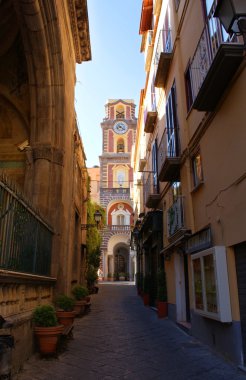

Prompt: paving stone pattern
xmin=16 ymin=283 xmax=246 ymax=380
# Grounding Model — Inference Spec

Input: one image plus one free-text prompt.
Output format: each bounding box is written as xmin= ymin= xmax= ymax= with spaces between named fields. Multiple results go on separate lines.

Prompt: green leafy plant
xmin=72 ymin=285 xmax=89 ymax=300
xmin=56 ymin=295 xmax=75 ymax=311
xmin=143 ymin=274 xmax=151 ymax=294
xmin=136 ymin=272 xmax=143 ymax=291
xmin=32 ymin=304 xmax=58 ymax=327
xmin=157 ymin=268 xmax=167 ymax=302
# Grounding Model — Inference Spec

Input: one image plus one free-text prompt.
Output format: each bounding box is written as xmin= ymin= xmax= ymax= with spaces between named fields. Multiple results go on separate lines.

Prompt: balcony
xmin=158 ymin=128 xmax=180 ymax=182
xmin=154 ymin=29 xmax=173 ymax=88
xmin=144 ymin=172 xmax=161 ymax=209
xmin=145 ymin=30 xmax=154 ymax=72
xmin=144 ymin=93 xmax=158 ymax=133
xmin=167 ymin=196 xmax=188 ymax=242
xmin=154 ymin=0 xmax=162 ymax=17
xmin=138 ymin=158 xmax=146 ymax=171
xmin=190 ymin=1 xmax=244 ymax=111
xmin=104 ymin=225 xmax=131 ymax=233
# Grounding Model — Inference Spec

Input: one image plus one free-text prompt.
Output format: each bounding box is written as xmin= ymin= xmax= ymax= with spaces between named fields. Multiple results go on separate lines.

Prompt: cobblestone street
xmin=15 ymin=283 xmax=246 ymax=380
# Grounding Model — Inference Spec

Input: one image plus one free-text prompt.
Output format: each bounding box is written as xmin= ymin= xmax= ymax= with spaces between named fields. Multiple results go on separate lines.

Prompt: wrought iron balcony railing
xmin=100 ymin=187 xmax=130 ymax=195
xmin=190 ymin=0 xmax=244 ymax=111
xmin=0 ymin=175 xmax=53 ymax=276
xmin=154 ymin=29 xmax=173 ymax=88
xmin=104 ymin=225 xmax=131 ymax=232
xmin=158 ymin=127 xmax=181 ymax=182
xmin=144 ymin=172 xmax=160 ymax=209
xmin=145 ymin=30 xmax=154 ymax=72
xmin=144 ymin=92 xmax=158 ymax=133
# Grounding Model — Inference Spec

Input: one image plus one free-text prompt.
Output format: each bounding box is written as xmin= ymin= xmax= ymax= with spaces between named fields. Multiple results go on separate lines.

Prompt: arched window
xmin=116 ymin=105 xmax=125 ymax=119
xmin=117 ymin=138 xmax=125 ymax=153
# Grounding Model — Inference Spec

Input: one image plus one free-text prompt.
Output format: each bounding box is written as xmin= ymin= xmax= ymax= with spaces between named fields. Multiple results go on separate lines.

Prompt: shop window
xmin=192 ymin=151 xmax=203 ymax=188
xmin=191 ymin=246 xmax=232 ymax=322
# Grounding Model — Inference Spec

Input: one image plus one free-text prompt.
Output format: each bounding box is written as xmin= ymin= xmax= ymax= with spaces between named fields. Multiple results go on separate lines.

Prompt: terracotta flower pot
xmin=73 ymin=300 xmax=86 ymax=316
xmin=157 ymin=301 xmax=168 ymax=318
xmin=143 ymin=293 xmax=150 ymax=306
xmin=34 ymin=325 xmax=63 ymax=354
xmin=56 ymin=310 xmax=76 ymax=330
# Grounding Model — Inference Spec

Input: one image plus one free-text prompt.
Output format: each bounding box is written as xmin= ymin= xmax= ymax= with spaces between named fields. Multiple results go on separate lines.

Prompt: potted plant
xmin=157 ymin=268 xmax=168 ymax=318
xmin=55 ymin=295 xmax=75 ymax=329
xmin=143 ymin=274 xmax=151 ymax=306
xmin=33 ymin=304 xmax=63 ymax=355
xmin=136 ymin=272 xmax=143 ymax=296
xmin=72 ymin=285 xmax=89 ymax=316
xmin=119 ymin=272 xmax=125 ymax=281
xmin=107 ymin=272 xmax=113 ymax=281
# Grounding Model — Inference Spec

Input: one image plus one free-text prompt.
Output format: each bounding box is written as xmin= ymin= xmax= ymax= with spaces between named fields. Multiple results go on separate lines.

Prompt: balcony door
xmin=166 ymin=83 xmax=179 ymax=158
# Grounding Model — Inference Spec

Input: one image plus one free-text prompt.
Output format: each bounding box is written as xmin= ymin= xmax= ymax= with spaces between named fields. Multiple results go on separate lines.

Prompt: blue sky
xmin=75 ymin=0 xmax=145 ymax=167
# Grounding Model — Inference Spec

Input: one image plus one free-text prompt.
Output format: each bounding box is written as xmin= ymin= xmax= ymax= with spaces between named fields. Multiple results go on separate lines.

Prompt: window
xmin=166 ymin=83 xmax=180 ymax=157
xmin=184 ymin=64 xmax=193 ymax=112
xmin=152 ymin=139 xmax=159 ymax=193
xmin=192 ymin=151 xmax=203 ymax=187
xmin=174 ymin=0 xmax=180 ymax=10
xmin=117 ymin=138 xmax=125 ymax=153
xmin=191 ymin=246 xmax=232 ymax=322
xmin=116 ymin=105 xmax=125 ymax=119
xmin=172 ymin=182 xmax=181 ymax=201
xmin=117 ymin=214 xmax=125 ymax=225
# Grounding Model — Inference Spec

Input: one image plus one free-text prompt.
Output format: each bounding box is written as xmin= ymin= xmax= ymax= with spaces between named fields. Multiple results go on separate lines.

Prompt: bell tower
xmin=99 ymin=99 xmax=137 ymax=281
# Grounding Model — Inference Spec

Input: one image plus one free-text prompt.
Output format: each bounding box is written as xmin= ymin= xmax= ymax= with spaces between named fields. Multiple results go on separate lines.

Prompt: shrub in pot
xmin=33 ymin=304 xmax=63 ymax=355
xmin=157 ymin=269 xmax=168 ymax=318
xmin=143 ymin=274 xmax=151 ymax=306
xmin=72 ymin=285 xmax=89 ymax=316
xmin=55 ymin=295 xmax=75 ymax=329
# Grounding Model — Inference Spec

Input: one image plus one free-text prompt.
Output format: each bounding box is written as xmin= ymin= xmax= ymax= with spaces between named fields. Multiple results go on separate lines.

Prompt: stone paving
xmin=15 ymin=282 xmax=246 ymax=380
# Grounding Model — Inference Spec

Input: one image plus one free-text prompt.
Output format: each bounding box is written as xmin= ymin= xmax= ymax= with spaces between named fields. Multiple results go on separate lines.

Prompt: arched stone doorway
xmin=114 ymin=246 xmax=129 ymax=278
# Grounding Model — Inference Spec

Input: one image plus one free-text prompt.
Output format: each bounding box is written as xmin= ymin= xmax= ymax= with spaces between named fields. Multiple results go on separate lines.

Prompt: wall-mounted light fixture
xmin=214 ymin=0 xmax=246 ymax=45
xmin=81 ymin=210 xmax=102 ymax=230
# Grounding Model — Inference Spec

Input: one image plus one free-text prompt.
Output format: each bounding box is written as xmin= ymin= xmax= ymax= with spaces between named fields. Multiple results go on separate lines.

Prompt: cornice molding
xmin=68 ymin=0 xmax=91 ymax=63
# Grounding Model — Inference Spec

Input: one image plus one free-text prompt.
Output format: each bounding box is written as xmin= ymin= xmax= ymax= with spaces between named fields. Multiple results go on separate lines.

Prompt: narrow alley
xmin=16 ymin=283 xmax=246 ymax=380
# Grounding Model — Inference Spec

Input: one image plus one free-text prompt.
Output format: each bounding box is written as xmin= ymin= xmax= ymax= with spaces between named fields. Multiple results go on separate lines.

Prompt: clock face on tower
xmin=113 ymin=121 xmax=128 ymax=134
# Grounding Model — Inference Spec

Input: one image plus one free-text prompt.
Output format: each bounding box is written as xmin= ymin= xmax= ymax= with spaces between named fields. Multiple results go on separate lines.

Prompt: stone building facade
xmin=0 ymin=0 xmax=90 ymax=373
xmin=99 ymin=99 xmax=137 ymax=280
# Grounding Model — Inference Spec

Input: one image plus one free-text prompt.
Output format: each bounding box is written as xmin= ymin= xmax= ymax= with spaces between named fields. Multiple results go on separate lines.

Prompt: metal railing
xmin=167 ymin=196 xmax=185 ymax=237
xmin=190 ymin=0 xmax=239 ymax=101
xmin=104 ymin=225 xmax=131 ymax=232
xmin=143 ymin=172 xmax=158 ymax=205
xmin=0 ymin=175 xmax=53 ymax=276
xmin=158 ymin=127 xmax=180 ymax=173
xmin=100 ymin=188 xmax=130 ymax=195
xmin=144 ymin=92 xmax=157 ymax=123
xmin=154 ymin=28 xmax=172 ymax=65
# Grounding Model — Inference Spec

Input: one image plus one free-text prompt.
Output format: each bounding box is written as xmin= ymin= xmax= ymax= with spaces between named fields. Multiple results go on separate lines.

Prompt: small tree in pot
xmin=72 ymin=285 xmax=89 ymax=316
xmin=55 ymin=295 xmax=75 ymax=329
xmin=33 ymin=304 xmax=63 ymax=355
xmin=143 ymin=274 xmax=151 ymax=306
xmin=157 ymin=268 xmax=168 ymax=318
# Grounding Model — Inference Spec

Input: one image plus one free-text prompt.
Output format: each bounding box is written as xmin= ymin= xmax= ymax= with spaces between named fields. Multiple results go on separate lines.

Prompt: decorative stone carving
xmin=68 ymin=0 xmax=91 ymax=63
xmin=32 ymin=145 xmax=64 ymax=166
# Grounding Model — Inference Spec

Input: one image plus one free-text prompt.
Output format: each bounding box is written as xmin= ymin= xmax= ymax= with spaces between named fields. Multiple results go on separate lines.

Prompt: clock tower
xmin=99 ymin=99 xmax=137 ymax=281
